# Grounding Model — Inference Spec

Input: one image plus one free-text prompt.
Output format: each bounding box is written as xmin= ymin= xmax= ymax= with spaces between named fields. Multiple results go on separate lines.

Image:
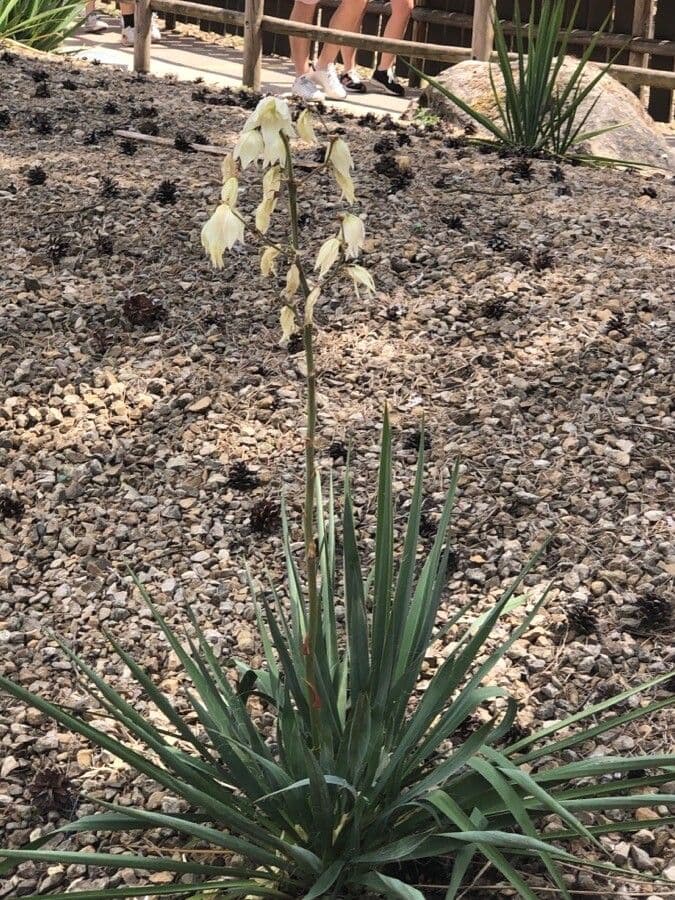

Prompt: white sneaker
xmin=120 ymin=14 xmax=160 ymax=45
xmin=292 ymin=74 xmax=324 ymax=102
xmin=312 ymin=63 xmax=347 ymax=100
xmin=85 ymin=12 xmax=108 ymax=33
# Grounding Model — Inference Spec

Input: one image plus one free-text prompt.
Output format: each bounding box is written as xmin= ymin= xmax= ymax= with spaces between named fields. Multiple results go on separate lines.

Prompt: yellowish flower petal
xmin=296 ymin=109 xmax=316 ymax=144
xmin=304 ymin=286 xmax=320 ymax=324
xmin=255 ymin=196 xmax=276 ymax=234
xmin=284 ymin=264 xmax=300 ymax=297
xmin=261 ymin=130 xmax=287 ymax=168
xmin=221 ymin=154 xmax=237 ymax=181
xmin=315 ymin=237 xmax=341 ymax=278
xmin=260 ymin=246 xmax=280 ymax=277
xmin=221 ymin=176 xmax=239 ymax=206
xmin=280 ymin=304 xmax=297 ymax=340
xmin=201 ymin=204 xmax=228 ymax=268
xmin=263 ymin=165 xmax=282 ymax=198
xmin=222 ymin=206 xmax=245 ymax=249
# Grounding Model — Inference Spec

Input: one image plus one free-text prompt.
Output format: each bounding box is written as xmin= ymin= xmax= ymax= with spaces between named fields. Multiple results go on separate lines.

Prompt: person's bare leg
xmin=289 ymin=0 xmax=325 ymax=99
xmin=378 ymin=0 xmax=413 ymax=71
xmin=289 ymin=0 xmax=316 ymax=76
xmin=316 ymin=0 xmax=368 ymax=70
xmin=119 ymin=1 xmax=134 ymax=14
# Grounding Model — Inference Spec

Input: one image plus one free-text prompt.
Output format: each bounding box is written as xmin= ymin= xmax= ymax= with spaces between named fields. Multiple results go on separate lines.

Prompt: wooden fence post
xmin=243 ymin=0 xmax=264 ymax=90
xmin=134 ymin=0 xmax=153 ymax=73
xmin=471 ymin=0 xmax=495 ymax=62
xmin=629 ymin=0 xmax=653 ymax=100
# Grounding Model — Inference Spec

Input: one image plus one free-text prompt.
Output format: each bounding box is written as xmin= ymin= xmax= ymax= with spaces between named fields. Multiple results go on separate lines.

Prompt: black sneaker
xmin=340 ymin=69 xmax=367 ymax=94
xmin=372 ymin=67 xmax=405 ymax=97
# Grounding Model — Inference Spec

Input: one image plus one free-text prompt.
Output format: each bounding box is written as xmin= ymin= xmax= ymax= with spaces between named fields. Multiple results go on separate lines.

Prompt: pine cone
xmin=403 ymin=429 xmax=431 ymax=452
xmin=228 ymin=461 xmax=259 ymax=491
xmin=250 ymin=499 xmax=280 ymax=535
xmin=123 ymin=293 xmax=166 ymax=326
xmin=152 ymin=180 xmax=178 ymax=205
xmin=328 ymin=440 xmax=348 ymax=463
xmin=486 ymin=234 xmax=510 ymax=251
xmin=29 ymin=766 xmax=77 ymax=817
xmin=567 ymin=602 xmax=598 ymax=635
xmin=26 ymin=166 xmax=47 ymax=185
xmin=481 ymin=298 xmax=507 ymax=319
xmin=637 ymin=594 xmax=672 ymax=629
xmin=0 ymin=494 xmax=24 ymax=520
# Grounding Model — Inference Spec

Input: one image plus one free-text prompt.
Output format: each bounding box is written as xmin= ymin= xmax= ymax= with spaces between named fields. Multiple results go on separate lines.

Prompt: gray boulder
xmin=420 ymin=57 xmax=673 ymax=170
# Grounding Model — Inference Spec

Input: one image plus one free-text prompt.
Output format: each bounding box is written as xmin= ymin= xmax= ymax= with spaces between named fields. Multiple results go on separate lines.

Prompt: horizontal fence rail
xmin=137 ymin=0 xmax=675 ymax=101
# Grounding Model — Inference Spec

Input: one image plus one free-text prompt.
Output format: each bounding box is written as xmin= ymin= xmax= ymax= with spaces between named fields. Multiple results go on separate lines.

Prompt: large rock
xmin=421 ymin=57 xmax=673 ymax=170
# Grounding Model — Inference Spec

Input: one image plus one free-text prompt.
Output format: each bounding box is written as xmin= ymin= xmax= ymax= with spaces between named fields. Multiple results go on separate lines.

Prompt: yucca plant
xmin=1 ymin=97 xmax=674 ymax=900
xmin=412 ymin=0 xmax=624 ymax=160
xmin=0 ymin=0 xmax=83 ymax=52
xmin=1 ymin=432 xmax=674 ymax=899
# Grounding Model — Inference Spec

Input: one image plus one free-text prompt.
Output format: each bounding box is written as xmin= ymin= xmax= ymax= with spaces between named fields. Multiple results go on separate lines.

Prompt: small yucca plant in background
xmin=1 ymin=97 xmax=674 ymax=900
xmin=0 ymin=0 xmax=83 ymax=52
xmin=413 ymin=0 xmax=625 ymax=161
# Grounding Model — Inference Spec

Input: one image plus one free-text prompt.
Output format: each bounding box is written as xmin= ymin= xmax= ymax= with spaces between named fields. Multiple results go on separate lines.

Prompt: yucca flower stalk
xmin=201 ymin=97 xmax=368 ymax=747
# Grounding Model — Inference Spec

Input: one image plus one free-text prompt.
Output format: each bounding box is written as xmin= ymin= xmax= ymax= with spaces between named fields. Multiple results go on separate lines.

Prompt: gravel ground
xmin=0 ymin=44 xmax=674 ymax=899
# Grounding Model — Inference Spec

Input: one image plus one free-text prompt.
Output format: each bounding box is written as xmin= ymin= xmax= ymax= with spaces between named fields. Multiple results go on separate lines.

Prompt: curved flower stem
xmin=281 ymin=133 xmax=321 ymax=747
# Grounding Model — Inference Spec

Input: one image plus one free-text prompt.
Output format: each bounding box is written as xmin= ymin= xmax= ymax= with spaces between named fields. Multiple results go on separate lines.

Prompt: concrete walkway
xmin=63 ymin=15 xmax=417 ymax=119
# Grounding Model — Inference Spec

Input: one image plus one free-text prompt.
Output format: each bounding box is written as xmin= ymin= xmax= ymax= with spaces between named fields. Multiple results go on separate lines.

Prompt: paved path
xmin=64 ymin=15 xmax=417 ymax=119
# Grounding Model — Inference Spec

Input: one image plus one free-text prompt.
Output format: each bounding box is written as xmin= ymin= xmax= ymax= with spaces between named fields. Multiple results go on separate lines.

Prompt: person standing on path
xmin=289 ymin=0 xmax=368 ymax=101
xmin=338 ymin=0 xmax=413 ymax=96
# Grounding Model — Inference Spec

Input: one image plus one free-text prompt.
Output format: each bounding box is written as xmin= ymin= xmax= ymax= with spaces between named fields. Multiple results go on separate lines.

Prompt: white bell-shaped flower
xmin=328 ymin=138 xmax=353 ymax=178
xmin=201 ymin=204 xmax=244 ymax=268
xmin=233 ymin=129 xmax=264 ymax=169
xmin=341 ymin=214 xmax=365 ymax=259
xmin=346 ymin=265 xmax=375 ymax=296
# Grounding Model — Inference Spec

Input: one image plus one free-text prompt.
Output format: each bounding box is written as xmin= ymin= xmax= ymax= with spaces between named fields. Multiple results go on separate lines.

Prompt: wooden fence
xmin=134 ymin=0 xmax=675 ymax=121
